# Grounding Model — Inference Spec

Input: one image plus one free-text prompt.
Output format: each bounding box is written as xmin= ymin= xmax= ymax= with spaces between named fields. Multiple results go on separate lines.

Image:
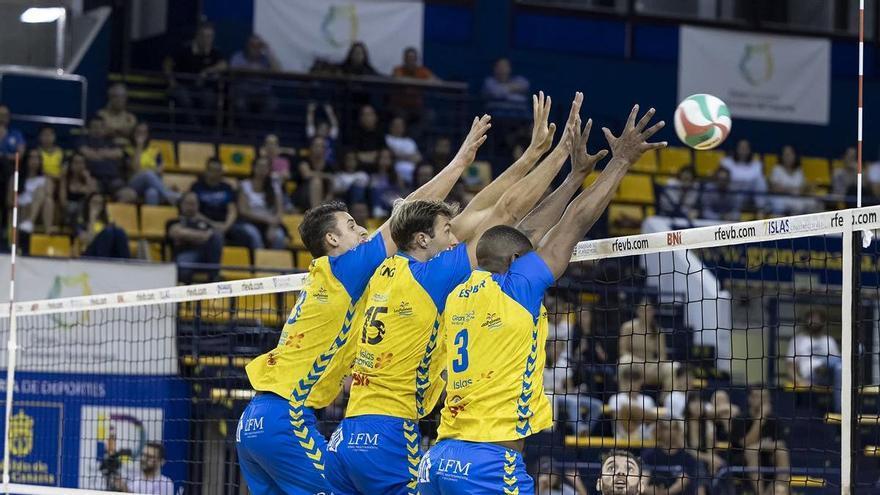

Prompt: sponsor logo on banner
xmin=216 ymin=284 xmax=233 ymax=295
xmin=5 ymin=403 xmax=62 ymax=486
xmin=767 ymin=219 xmax=790 ymax=235
xmin=714 ymin=225 xmax=757 ymax=241
xmin=186 ymin=287 xmax=207 ymax=297
xmin=242 ymin=281 xmax=264 ymax=291
xmin=611 ymin=237 xmax=650 ymax=253
xmin=667 ymin=231 xmax=683 ymax=246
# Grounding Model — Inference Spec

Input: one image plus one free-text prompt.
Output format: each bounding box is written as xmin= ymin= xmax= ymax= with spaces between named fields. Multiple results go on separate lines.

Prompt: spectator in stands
xmin=37 ymin=126 xmax=64 ymax=188
xmin=391 ymin=47 xmax=437 ymax=128
xmin=385 ymin=116 xmax=422 ymax=185
xmin=536 ymin=457 xmax=589 ymax=495
xmin=641 ymin=419 xmax=706 ymax=495
xmin=168 ymin=191 xmax=222 ymax=283
xmin=784 ymin=309 xmax=841 ymax=412
xmin=127 ymin=123 xmax=178 ymax=205
xmin=413 ymin=162 xmax=435 ymax=190
xmin=740 ymin=389 xmax=790 ymax=495
xmin=261 ymin=134 xmax=294 ymax=181
xmin=10 ymin=149 xmax=55 ymax=235
xmin=368 ymin=148 xmax=404 ymax=217
xmin=608 ymin=356 xmax=659 ymax=442
xmin=427 ymin=136 xmax=452 ymax=170
xmin=684 ymin=392 xmax=726 ymax=478
xmin=292 ymin=137 xmax=334 ymax=211
xmin=0 ymin=104 xmax=25 ymax=160
xmin=392 ymin=47 xmax=436 ymax=81
xmin=705 ymin=389 xmax=753 ymax=489
xmin=349 ymin=105 xmax=385 ymax=166
xmin=701 ymin=167 xmax=740 ymax=221
xmin=238 ymin=157 xmax=288 ymax=249
xmin=164 ymin=22 xmax=227 ymax=127
xmin=60 ymin=153 xmax=98 ymax=227
xmin=76 ymin=192 xmax=130 ymax=259
xmin=229 ymin=34 xmax=280 ymax=117
xmin=98 ymin=84 xmax=138 ymax=145
xmin=190 ymin=157 xmax=258 ymax=250
xmin=662 ymin=366 xmax=691 ymax=420
xmin=619 ymin=297 xmax=677 ymax=392
xmin=595 ymin=450 xmax=645 ymax=495
xmin=832 ymin=147 xmax=858 ymax=204
xmin=769 ymin=145 xmax=815 ymax=215
xmin=658 ymin=166 xmax=700 ymax=219
xmin=482 ymin=58 xmax=530 ymax=114
xmin=339 ymin=42 xmax=379 ymax=76
xmin=306 ymin=102 xmax=339 ymax=165
xmin=720 ymin=139 xmax=767 ymax=212
xmin=333 ymin=150 xmax=369 ymax=204
xmin=79 ymin=116 xmax=125 ymax=196
xmin=122 ymin=442 xmax=174 ymax=495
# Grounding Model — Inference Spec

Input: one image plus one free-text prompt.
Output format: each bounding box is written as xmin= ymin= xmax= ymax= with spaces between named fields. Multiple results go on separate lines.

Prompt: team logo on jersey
xmin=482 ymin=313 xmax=502 ymax=330
xmin=447 ymin=395 xmax=467 ymax=418
xmin=266 ymin=351 xmax=278 ymax=367
xmin=451 ymin=311 xmax=475 ymax=325
xmin=380 ymin=265 xmax=396 ymax=277
xmin=375 ymin=352 xmax=394 ymax=369
xmin=436 ymin=458 xmax=472 ymax=479
xmin=328 ymin=427 xmax=343 ymax=452
xmin=283 ymin=332 xmax=305 ymax=349
xmin=314 ymin=287 xmax=329 ymax=304
xmin=394 ymin=301 xmax=414 ymax=318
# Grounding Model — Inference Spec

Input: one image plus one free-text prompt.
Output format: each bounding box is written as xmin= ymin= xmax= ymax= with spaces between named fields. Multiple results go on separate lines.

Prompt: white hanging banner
xmin=678 ymin=25 xmax=831 ymax=125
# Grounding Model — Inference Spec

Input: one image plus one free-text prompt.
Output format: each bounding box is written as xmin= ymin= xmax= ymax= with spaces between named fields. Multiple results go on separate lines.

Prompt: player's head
xmin=140 ymin=442 xmax=165 ymax=475
xmin=390 ymin=199 xmax=459 ymax=259
xmin=300 ymin=201 xmax=368 ymax=258
xmin=597 ymin=450 xmax=643 ymax=494
xmin=476 ymin=225 xmax=533 ymax=274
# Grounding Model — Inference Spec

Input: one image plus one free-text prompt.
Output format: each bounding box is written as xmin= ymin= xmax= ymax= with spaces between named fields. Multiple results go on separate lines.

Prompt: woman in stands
xmin=9 ymin=148 xmax=54 ymax=236
xmin=292 ymin=136 xmax=334 ymax=211
xmin=59 ymin=153 xmax=98 ymax=228
xmin=126 ymin=122 xmax=179 ymax=205
xmin=339 ymin=42 xmax=379 ymax=76
xmin=76 ymin=192 xmax=130 ymax=259
xmin=237 ymin=156 xmax=288 ymax=249
xmin=769 ymin=145 xmax=816 ymax=216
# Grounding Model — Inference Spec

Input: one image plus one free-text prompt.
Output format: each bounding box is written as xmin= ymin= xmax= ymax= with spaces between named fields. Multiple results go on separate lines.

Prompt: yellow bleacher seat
xmin=616 ymin=174 xmax=654 ymax=205
xmin=282 ymin=214 xmax=305 ymax=249
xmin=296 ymin=251 xmax=313 ymax=270
xmin=219 ymin=143 xmax=255 ymax=177
xmin=608 ymin=204 xmax=644 ymax=236
xmin=763 ymin=153 xmax=779 ymax=177
xmin=152 ymin=139 xmax=177 ymax=171
xmin=178 ymin=142 xmax=216 ymax=172
xmin=140 ymin=205 xmax=178 ymax=239
xmin=29 ymin=234 xmax=71 ymax=257
xmin=235 ymin=294 xmax=283 ymax=327
xmin=465 ymin=160 xmax=492 ymax=191
xmin=801 ymin=156 xmax=831 ymax=186
xmin=695 ymin=150 xmax=724 ymax=177
xmin=658 ymin=147 xmax=692 ymax=175
xmin=179 ymin=298 xmax=231 ymax=323
xmin=106 ymin=202 xmax=140 ymax=237
xmin=128 ymin=240 xmax=164 ymax=261
xmin=366 ymin=218 xmax=383 ymax=234
xmin=162 ymin=173 xmax=198 ymax=193
xmin=631 ymin=149 xmax=657 ymax=173
xmin=832 ymin=159 xmax=845 ymax=170
xmin=254 ymin=249 xmax=294 ymax=277
xmin=221 ymin=246 xmax=252 ymax=280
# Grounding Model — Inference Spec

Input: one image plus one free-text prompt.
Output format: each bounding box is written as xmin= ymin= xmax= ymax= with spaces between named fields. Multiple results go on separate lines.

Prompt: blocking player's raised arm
xmin=538 ymin=105 xmax=667 ymax=279
xmin=516 ymin=112 xmax=608 ymax=247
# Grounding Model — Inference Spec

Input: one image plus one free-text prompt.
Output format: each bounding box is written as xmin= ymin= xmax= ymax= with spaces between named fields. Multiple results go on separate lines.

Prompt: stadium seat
xmin=802 ymin=156 xmax=831 ymax=186
xmin=29 ymin=234 xmax=71 ymax=257
xmin=162 ymin=173 xmax=198 ymax=193
xmin=128 ymin=240 xmax=164 ymax=261
xmin=608 ymin=204 xmax=644 ymax=236
xmin=281 ymin=214 xmax=305 ymax=249
xmin=179 ymin=298 xmax=231 ymax=323
xmin=140 ymin=205 xmax=178 ymax=239
xmin=832 ymin=159 xmax=844 ymax=170
xmin=658 ymin=147 xmax=692 ymax=175
xmin=152 ymin=139 xmax=177 ymax=171
xmin=616 ymin=174 xmax=654 ymax=205
xmin=106 ymin=202 xmax=140 ymax=237
xmin=296 ymin=251 xmax=313 ymax=270
xmin=695 ymin=150 xmax=724 ymax=177
xmin=631 ymin=149 xmax=657 ymax=173
xmin=763 ymin=153 xmax=779 ymax=176
xmin=366 ymin=218 xmax=383 ymax=233
xmin=178 ymin=142 xmax=216 ymax=172
xmin=254 ymin=249 xmax=294 ymax=277
xmin=219 ymin=143 xmax=255 ymax=177
xmin=221 ymin=246 xmax=252 ymax=280
xmin=465 ymin=160 xmax=492 ymax=191
xmin=235 ymin=294 xmax=283 ymax=327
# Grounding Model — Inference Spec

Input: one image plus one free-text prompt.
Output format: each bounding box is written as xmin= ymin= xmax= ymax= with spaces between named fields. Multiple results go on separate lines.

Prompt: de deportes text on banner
xmin=678 ymin=25 xmax=831 ymax=125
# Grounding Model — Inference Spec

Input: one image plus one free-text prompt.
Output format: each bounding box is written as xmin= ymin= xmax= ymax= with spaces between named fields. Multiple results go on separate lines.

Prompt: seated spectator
xmin=769 ymin=145 xmax=815 ymax=215
xmin=10 ymin=149 xmax=55 ymax=235
xmin=662 ymin=366 xmax=691 ymax=420
xmin=97 ymin=84 xmax=137 ymax=145
xmin=292 ymin=137 xmax=334 ymax=211
xmin=168 ymin=191 xmax=222 ymax=283
xmin=832 ymin=147 xmax=858 ymax=203
xmin=238 ymin=157 xmax=288 ymax=249
xmin=720 ymin=139 xmax=767 ymax=213
xmin=349 ymin=105 xmax=385 ymax=166
xmin=482 ymin=58 xmax=530 ymax=116
xmin=333 ymin=150 xmax=369 ymax=204
xmin=784 ymin=309 xmax=841 ymax=411
xmin=261 ymin=134 xmax=295 ymax=181
xmin=0 ymin=104 xmax=25 ymax=160
xmin=79 ymin=116 xmax=125 ymax=195
xmin=608 ymin=357 xmax=658 ymax=442
xmin=306 ymin=102 xmax=339 ymax=165
xmin=683 ymin=392 xmax=725 ymax=477
xmin=368 ymin=148 xmax=404 ymax=217
xmin=339 ymin=42 xmax=379 ymax=76
xmin=76 ymin=192 xmax=130 ymax=259
xmin=391 ymin=47 xmax=437 ymax=127
xmin=229 ymin=34 xmax=280 ymax=117
xmin=641 ymin=419 xmax=705 ymax=495
xmin=739 ymin=389 xmax=790 ymax=495
xmin=385 ymin=116 xmax=422 ymax=185
xmin=705 ymin=389 xmax=751 ymax=488
xmin=113 ymin=442 xmax=174 ymax=495
xmin=127 ymin=123 xmax=179 ymax=205
xmin=536 ymin=456 xmax=589 ymax=495
xmin=37 ymin=126 xmax=65 ymax=186
xmin=658 ymin=166 xmax=700 ymax=219
xmin=392 ymin=47 xmax=436 ymax=81
xmin=619 ymin=298 xmax=677 ymax=392
xmin=163 ymin=22 xmax=226 ymax=127
xmin=191 ymin=157 xmax=260 ymax=250
xmin=596 ymin=450 xmax=645 ymax=495
xmin=59 ymin=153 xmax=98 ymax=227
xmin=701 ymin=167 xmax=740 ymax=221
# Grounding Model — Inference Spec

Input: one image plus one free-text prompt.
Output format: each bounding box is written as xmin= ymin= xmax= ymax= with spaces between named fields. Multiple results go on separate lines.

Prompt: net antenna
xmin=859 ymin=0 xmax=874 ymax=247
xmin=2 ymin=153 xmax=20 ymax=494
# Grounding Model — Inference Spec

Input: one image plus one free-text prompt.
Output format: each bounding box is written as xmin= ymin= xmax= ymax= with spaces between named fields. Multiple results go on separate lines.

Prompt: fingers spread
xmin=642 ymin=120 xmax=665 ymax=140
xmin=626 ymin=104 xmax=639 ymax=129
xmin=602 ymin=127 xmax=616 ymax=144
xmin=636 ymin=107 xmax=656 ymax=132
xmin=645 ymin=141 xmax=668 ymax=151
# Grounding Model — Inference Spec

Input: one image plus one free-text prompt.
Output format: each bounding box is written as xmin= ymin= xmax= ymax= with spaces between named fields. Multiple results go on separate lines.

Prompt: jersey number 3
xmin=452 ymin=329 xmax=469 ymax=372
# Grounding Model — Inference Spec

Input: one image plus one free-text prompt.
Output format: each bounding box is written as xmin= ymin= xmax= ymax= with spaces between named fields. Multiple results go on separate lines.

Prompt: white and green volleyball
xmin=674 ymin=94 xmax=732 ymax=150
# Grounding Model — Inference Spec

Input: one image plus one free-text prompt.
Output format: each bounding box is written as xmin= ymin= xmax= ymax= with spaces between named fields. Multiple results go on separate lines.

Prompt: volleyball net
xmin=1 ymin=206 xmax=879 ymax=495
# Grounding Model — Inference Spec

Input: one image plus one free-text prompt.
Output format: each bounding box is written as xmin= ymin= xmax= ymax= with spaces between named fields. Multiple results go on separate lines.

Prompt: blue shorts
xmin=324 ymin=415 xmax=422 ymax=495
xmin=236 ymin=393 xmax=332 ymax=495
xmin=417 ymin=439 xmax=534 ymax=495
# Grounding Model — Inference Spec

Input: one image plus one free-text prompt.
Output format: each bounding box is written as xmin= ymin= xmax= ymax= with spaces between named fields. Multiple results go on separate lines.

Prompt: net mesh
xmin=0 ymin=207 xmax=878 ymax=495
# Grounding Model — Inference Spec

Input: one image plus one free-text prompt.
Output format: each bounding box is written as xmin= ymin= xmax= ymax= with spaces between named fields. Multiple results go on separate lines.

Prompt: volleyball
xmin=674 ymin=93 xmax=732 ymax=150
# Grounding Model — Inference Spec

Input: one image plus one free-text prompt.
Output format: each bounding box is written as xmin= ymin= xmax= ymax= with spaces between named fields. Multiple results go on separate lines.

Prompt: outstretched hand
xmin=602 ymin=105 xmax=667 ymax=165
xmin=530 ymin=91 xmax=556 ymax=155
xmin=570 ymin=113 xmax=608 ymax=176
xmin=452 ymin=114 xmax=492 ymax=165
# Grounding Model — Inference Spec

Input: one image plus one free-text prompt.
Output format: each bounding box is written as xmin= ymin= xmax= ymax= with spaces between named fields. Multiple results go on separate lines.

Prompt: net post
xmin=841 ymin=228 xmax=858 ymax=494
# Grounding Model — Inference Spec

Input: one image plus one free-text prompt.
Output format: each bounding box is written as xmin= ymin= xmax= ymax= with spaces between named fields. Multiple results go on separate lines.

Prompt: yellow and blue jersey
xmin=244 ymin=233 xmax=387 ymax=409
xmin=345 ymin=243 xmax=472 ymax=420
xmin=438 ymin=252 xmax=556 ymax=443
